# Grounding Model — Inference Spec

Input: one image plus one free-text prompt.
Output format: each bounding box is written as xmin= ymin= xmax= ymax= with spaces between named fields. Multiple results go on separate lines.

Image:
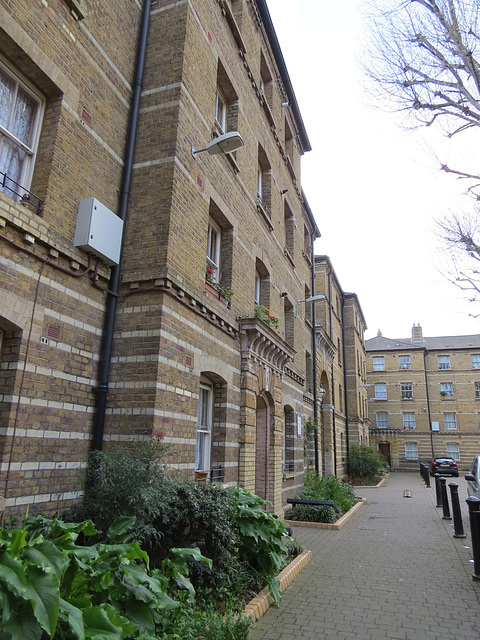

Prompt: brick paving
xmin=250 ymin=472 xmax=480 ymax=640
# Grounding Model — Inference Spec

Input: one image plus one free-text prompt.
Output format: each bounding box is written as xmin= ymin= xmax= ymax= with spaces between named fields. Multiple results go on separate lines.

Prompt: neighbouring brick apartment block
xmin=0 ymin=0 xmax=366 ymax=518
xmin=366 ymin=324 xmax=480 ymax=470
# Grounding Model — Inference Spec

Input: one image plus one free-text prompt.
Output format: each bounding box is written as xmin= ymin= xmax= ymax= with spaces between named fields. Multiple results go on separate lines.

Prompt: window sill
xmin=62 ymin=0 xmax=85 ymax=20
xmin=283 ymin=472 xmax=296 ymax=481
xmin=256 ymin=199 xmax=273 ymax=231
xmin=284 ymin=247 xmax=295 ymax=268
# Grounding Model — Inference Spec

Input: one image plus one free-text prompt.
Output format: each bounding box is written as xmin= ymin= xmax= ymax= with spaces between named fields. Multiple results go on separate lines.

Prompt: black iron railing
xmin=0 ymin=171 xmax=43 ymax=215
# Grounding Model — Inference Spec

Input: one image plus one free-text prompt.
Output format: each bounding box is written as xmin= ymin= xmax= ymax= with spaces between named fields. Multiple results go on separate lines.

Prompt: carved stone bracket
xmin=315 ymin=324 xmax=336 ymax=361
xmin=239 ymin=317 xmax=294 ymax=377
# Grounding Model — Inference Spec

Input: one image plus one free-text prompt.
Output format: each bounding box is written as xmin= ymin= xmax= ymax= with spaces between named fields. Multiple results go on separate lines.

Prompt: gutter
xmin=92 ymin=0 xmax=151 ymax=450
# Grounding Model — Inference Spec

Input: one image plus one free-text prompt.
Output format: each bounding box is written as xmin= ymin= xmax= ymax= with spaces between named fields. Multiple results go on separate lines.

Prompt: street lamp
xmin=298 ymin=294 xmax=325 ymax=305
xmin=191 ymin=131 xmax=244 ymax=158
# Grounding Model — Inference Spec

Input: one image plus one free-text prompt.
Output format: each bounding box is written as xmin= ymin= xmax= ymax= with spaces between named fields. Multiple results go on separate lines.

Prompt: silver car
xmin=465 ymin=456 xmax=480 ymax=499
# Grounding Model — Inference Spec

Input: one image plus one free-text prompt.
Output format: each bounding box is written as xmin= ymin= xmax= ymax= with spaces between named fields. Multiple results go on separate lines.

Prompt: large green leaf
xmin=106 ymin=516 xmax=136 ymax=541
xmin=7 ymin=529 xmax=28 ymax=557
xmin=0 ymin=551 xmax=28 ymax=595
xmin=59 ymin=597 xmax=85 ymax=640
xmin=23 ymin=540 xmax=69 ymax=581
xmin=123 ymin=599 xmax=155 ymax=633
xmin=1 ymin=600 xmax=43 ymax=640
xmin=25 ymin=565 xmax=60 ymax=637
xmin=83 ymin=604 xmax=137 ymax=640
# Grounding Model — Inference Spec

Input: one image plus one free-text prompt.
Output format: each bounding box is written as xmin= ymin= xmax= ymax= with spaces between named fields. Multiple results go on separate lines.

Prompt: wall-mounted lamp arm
xmin=192 ymin=131 xmax=244 ymax=158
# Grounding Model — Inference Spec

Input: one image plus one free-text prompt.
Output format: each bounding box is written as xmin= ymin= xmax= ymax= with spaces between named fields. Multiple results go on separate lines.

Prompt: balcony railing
xmin=0 ymin=172 xmax=43 ymax=215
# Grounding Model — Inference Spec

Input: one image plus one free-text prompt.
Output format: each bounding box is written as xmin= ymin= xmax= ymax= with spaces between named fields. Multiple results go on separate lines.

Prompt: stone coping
xmin=352 ymin=474 xmax=389 ymax=489
xmin=284 ymin=496 xmax=367 ymax=531
xmin=242 ymin=550 xmax=312 ymax=621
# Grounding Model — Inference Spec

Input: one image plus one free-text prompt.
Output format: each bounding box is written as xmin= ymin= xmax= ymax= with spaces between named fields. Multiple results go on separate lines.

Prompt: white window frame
xmin=374 ymin=383 xmax=387 ymax=400
xmin=257 ymin=165 xmax=263 ymax=201
xmin=400 ymin=383 xmax=413 ymax=399
xmin=405 ymin=442 xmax=418 ymax=460
xmin=446 ymin=442 xmax=460 ymax=461
xmin=473 ymin=355 xmax=480 ymax=369
xmin=402 ymin=412 xmax=416 ymax=429
xmin=0 ymin=58 xmax=44 ymax=197
xmin=206 ymin=219 xmax=221 ymax=283
xmin=444 ymin=412 xmax=457 ymax=430
xmin=376 ymin=412 xmax=388 ymax=428
xmin=372 ymin=356 xmax=385 ymax=371
xmin=254 ymin=271 xmax=261 ymax=304
xmin=399 ymin=355 xmax=411 ymax=370
xmin=438 ymin=355 xmax=451 ymax=370
xmin=215 ymin=89 xmax=227 ymax=133
xmin=441 ymin=382 xmax=453 ymax=397
xmin=196 ymin=380 xmax=213 ymax=472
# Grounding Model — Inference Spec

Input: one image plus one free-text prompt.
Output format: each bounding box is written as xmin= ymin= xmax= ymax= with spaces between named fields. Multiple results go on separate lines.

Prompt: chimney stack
xmin=411 ymin=323 xmax=423 ymax=342
xmin=377 ymin=328 xmax=382 ymax=336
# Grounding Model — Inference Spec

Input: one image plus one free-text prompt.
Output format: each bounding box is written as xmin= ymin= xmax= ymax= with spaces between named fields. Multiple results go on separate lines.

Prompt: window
xmin=374 ymin=383 xmax=387 ymax=400
xmin=284 ymin=201 xmax=294 ymax=258
xmin=473 ymin=355 xmax=480 ymax=369
xmin=196 ymin=381 xmax=213 ymax=472
xmin=376 ymin=412 xmax=388 ymax=428
xmin=0 ymin=59 xmax=44 ymax=199
xmin=441 ymin=382 xmax=453 ymax=397
xmin=402 ymin=412 xmax=416 ymax=429
xmin=373 ymin=356 xmax=385 ymax=371
xmin=214 ymin=61 xmax=238 ymax=136
xmin=438 ymin=355 xmax=451 ymax=370
xmin=283 ymin=406 xmax=295 ymax=473
xmin=215 ymin=89 xmax=227 ymax=132
xmin=399 ymin=355 xmax=411 ymax=370
xmin=400 ymin=383 xmax=413 ymax=399
xmin=405 ymin=442 xmax=418 ymax=460
xmin=444 ymin=412 xmax=457 ymax=430
xmin=206 ymin=218 xmax=221 ymax=283
xmin=305 ymin=352 xmax=313 ymax=394
xmin=257 ymin=145 xmax=271 ymax=214
xmin=259 ymin=51 xmax=273 ymax=109
xmin=476 ymin=382 xmax=480 ymax=399
xmin=255 ymin=258 xmax=270 ymax=308
xmin=284 ymin=297 xmax=294 ymax=346
xmin=446 ymin=442 xmax=460 ymax=461
xmin=206 ymin=200 xmax=233 ymax=293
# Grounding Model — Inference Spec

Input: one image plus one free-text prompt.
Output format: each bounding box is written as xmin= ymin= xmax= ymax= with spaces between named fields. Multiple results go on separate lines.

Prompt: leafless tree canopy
xmin=363 ymin=0 xmax=480 ymax=311
xmin=363 ymin=0 xmax=480 ymax=138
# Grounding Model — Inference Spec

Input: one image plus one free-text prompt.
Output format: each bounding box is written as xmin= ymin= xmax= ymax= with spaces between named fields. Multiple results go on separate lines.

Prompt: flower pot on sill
xmin=195 ymin=470 xmax=208 ymax=482
xmin=204 ymin=281 xmax=221 ymax=299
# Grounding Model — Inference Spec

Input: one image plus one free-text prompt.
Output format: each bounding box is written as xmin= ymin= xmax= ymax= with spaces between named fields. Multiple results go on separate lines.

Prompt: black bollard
xmin=439 ymin=477 xmax=451 ymax=520
xmin=435 ymin=474 xmax=442 ymax=508
xmin=466 ymin=497 xmax=480 ymax=581
xmin=448 ymin=482 xmax=466 ymax=538
xmin=424 ymin=465 xmax=431 ymax=488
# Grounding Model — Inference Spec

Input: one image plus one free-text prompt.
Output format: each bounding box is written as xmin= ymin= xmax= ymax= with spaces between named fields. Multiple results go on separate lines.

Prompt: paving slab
xmin=250 ymin=472 xmax=480 ymax=640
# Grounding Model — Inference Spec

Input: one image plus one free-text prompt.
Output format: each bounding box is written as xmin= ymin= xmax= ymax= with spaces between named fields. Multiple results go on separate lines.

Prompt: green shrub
xmin=348 ymin=444 xmax=386 ymax=482
xmin=67 ymin=440 xmax=295 ymax=608
xmin=287 ymin=472 xmax=357 ymax=523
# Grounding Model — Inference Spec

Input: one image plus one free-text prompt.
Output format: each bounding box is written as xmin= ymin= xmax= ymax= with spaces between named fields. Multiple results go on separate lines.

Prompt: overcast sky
xmin=266 ymin=0 xmax=480 ymax=341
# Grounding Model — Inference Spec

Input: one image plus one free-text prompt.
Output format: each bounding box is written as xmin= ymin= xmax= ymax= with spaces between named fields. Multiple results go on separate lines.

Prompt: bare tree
xmin=363 ymin=0 xmax=480 ymax=306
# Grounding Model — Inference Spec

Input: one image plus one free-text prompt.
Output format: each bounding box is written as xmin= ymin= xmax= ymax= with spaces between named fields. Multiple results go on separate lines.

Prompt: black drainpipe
xmin=311 ymin=236 xmax=319 ymax=474
xmin=92 ymin=0 xmax=151 ymax=451
xmin=341 ymin=303 xmax=349 ymax=470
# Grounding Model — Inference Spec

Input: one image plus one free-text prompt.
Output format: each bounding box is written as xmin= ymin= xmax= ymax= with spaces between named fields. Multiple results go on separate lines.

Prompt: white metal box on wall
xmin=74 ymin=197 xmax=123 ymax=266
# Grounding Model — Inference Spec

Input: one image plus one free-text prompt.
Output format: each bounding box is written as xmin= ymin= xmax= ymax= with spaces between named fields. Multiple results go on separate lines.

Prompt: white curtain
xmin=0 ymin=69 xmax=36 ymax=195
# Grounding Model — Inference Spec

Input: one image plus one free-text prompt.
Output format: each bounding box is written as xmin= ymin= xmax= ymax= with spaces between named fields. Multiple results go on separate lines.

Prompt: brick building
xmin=0 ymin=0 xmax=331 ymax=518
xmin=313 ymin=257 xmax=369 ymax=477
xmin=366 ymin=324 xmax=480 ymax=471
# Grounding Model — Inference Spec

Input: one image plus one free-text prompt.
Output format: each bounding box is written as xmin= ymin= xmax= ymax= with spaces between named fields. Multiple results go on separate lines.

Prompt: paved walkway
xmin=250 ymin=472 xmax=480 ymax=640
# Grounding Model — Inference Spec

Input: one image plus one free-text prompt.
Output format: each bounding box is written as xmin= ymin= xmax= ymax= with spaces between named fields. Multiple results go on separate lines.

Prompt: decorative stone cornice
xmin=238 ymin=317 xmax=294 ymax=375
xmin=315 ymin=324 xmax=336 ymax=361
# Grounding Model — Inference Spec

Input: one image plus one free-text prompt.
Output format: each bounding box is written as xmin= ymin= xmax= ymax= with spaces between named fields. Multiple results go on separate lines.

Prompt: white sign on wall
xmin=297 ymin=414 xmax=302 ymax=438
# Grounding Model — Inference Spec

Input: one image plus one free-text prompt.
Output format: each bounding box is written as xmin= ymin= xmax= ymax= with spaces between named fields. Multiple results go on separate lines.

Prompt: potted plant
xmin=205 ymin=269 xmax=233 ymax=306
xmin=254 ymin=303 xmax=279 ymax=329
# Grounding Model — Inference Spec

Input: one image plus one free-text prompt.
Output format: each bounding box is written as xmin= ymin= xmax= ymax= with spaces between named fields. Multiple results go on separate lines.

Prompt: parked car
xmin=465 ymin=456 xmax=480 ymax=499
xmin=430 ymin=456 xmax=459 ymax=477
